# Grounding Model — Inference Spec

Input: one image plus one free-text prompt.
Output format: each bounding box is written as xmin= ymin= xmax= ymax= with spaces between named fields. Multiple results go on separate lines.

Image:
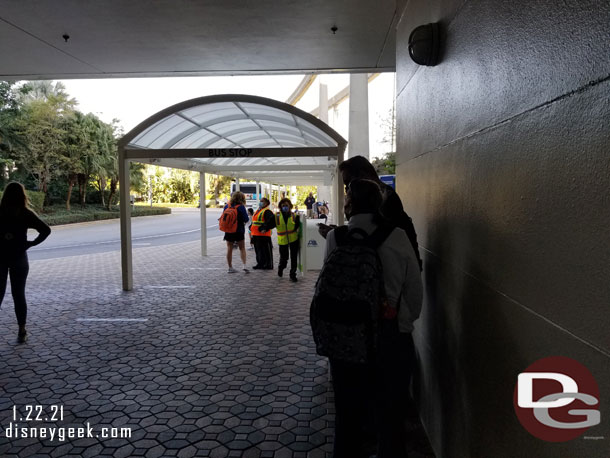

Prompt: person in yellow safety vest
xmin=273 ymin=197 xmax=300 ymax=282
xmin=251 ymin=197 xmax=275 ymax=270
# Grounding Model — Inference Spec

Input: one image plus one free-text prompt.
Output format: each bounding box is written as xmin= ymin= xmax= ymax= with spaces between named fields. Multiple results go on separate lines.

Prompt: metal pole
xmin=348 ymin=73 xmax=370 ymax=159
xmin=148 ymin=174 xmax=152 ymax=207
xmin=337 ymin=147 xmax=345 ymax=226
xmin=300 ymin=213 xmax=307 ymax=276
xmin=200 ymin=172 xmax=207 ymax=256
xmin=319 ymin=82 xmax=329 ymax=123
xmin=119 ymin=149 xmax=133 ymax=291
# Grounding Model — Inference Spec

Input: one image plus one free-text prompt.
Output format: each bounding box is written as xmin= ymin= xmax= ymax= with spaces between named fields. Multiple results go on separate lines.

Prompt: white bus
xmin=230 ymin=182 xmax=264 ymax=208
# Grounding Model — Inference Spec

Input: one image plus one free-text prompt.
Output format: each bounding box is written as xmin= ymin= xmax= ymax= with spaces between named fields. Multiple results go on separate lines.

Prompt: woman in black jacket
xmin=0 ymin=182 xmax=51 ymax=342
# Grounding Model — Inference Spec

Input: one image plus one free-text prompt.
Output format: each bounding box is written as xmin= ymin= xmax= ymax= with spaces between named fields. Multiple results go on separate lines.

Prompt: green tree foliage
xmin=0 ymin=82 xmax=28 ymax=187
xmin=145 ymin=166 xmax=199 ymax=204
xmin=1 ymin=80 xmax=173 ymax=212
xmin=1 ymin=80 xmax=125 ymax=210
xmin=0 ymin=82 xmax=24 ymax=152
xmin=296 ymin=186 xmax=318 ymax=207
xmin=372 ymin=152 xmax=396 ymax=175
xmin=207 ymin=174 xmax=232 ymax=205
xmin=60 ymin=112 xmax=118 ymax=209
xmin=13 ymin=98 xmax=70 ymax=195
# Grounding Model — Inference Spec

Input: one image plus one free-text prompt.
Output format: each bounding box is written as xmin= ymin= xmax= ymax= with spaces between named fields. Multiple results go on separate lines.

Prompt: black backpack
xmin=310 ymin=224 xmax=394 ymax=364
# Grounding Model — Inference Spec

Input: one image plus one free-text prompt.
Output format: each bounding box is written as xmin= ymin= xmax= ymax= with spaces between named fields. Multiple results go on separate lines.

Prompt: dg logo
xmin=514 ymin=356 xmax=601 ymax=442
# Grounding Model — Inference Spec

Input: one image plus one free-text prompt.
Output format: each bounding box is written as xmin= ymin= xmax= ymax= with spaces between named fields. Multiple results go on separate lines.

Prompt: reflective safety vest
xmin=276 ymin=212 xmax=299 ymax=245
xmin=251 ymin=206 xmax=271 ymax=237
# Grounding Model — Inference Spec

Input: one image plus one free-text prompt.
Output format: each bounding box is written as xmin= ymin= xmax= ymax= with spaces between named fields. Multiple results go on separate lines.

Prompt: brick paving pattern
xmin=0 ymin=239 xmax=334 ymax=457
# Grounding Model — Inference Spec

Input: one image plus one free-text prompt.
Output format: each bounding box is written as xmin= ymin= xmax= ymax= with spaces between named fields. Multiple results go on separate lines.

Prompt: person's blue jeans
xmin=0 ymin=253 xmax=30 ymax=326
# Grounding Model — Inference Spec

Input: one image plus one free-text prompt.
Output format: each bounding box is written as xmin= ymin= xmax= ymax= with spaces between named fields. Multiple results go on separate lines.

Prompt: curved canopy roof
xmin=120 ymin=94 xmax=347 ymax=186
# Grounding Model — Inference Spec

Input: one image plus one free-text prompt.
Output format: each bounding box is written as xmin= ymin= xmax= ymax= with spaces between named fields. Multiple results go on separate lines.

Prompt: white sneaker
xmin=227 ymin=267 xmax=237 ymax=273
xmin=243 ymin=267 xmax=250 ymax=273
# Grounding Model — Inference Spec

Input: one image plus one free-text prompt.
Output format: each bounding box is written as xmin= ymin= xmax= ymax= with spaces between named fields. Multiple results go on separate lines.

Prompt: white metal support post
xmin=336 ymin=147 xmax=345 ymax=226
xmin=200 ymin=172 xmax=207 ymax=256
xmin=119 ymin=150 xmax=133 ymax=291
xmin=299 ymin=214 xmax=307 ymax=275
xmin=348 ymin=73 xmax=370 ymax=159
xmin=319 ymin=82 xmax=329 ymax=123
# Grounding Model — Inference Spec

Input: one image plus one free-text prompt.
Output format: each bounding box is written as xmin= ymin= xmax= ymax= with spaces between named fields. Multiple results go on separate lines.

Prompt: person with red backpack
xmin=219 ymin=191 xmax=250 ymax=273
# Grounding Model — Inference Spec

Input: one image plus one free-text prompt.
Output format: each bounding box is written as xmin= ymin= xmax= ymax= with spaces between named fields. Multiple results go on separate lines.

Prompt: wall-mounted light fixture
xmin=408 ymin=23 xmax=440 ymax=66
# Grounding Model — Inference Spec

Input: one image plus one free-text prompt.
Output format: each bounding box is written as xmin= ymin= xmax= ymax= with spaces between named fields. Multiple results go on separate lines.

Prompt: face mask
xmin=259 ymin=203 xmax=265 ymax=208
xmin=281 ymin=206 xmax=290 ymax=212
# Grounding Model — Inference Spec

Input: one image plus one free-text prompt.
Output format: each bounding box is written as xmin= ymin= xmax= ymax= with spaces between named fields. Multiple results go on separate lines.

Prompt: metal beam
xmin=124 ymin=147 xmax=339 ymax=160
xmin=200 ymin=172 xmax=207 ymax=256
xmin=202 ymin=164 xmax=334 ymax=172
xmin=118 ymin=149 xmax=133 ymax=291
xmin=309 ymin=73 xmax=380 ymax=117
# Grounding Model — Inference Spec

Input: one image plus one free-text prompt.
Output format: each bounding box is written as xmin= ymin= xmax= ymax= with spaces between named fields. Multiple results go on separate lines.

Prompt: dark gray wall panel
xmin=411 ymin=248 xmax=610 ymax=458
xmin=401 ymin=81 xmax=610 ymax=352
xmin=397 ymin=0 xmax=610 ymax=160
xmin=395 ymin=0 xmax=610 ymax=456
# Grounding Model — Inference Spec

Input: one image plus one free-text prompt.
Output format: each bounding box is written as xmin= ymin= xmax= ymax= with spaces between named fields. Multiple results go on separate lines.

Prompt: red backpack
xmin=219 ymin=205 xmax=239 ymax=233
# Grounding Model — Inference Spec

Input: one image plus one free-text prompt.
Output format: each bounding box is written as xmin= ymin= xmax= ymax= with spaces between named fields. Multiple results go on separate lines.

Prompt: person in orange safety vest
xmin=251 ymin=197 xmax=275 ymax=270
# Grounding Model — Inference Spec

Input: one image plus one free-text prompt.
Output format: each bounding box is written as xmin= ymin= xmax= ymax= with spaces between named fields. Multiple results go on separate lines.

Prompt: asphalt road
xmin=28 ymin=208 xmax=225 ymax=260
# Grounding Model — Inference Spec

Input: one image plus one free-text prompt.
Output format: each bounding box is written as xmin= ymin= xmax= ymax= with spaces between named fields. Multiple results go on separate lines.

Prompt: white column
xmin=337 ymin=148 xmax=345 ymax=226
xmin=256 ymin=181 xmax=261 ymax=206
xmin=235 ymin=178 xmax=240 ymax=191
xmin=200 ymin=172 xmax=207 ymax=256
xmin=348 ymin=73 xmax=370 ymax=159
xmin=319 ymin=82 xmax=329 ymax=124
xmin=119 ymin=150 xmax=133 ymax=291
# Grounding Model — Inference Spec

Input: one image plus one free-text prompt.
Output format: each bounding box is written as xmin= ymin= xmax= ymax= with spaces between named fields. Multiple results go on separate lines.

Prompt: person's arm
xmin=260 ymin=209 xmax=276 ymax=232
xmin=323 ymin=228 xmax=337 ymax=262
xmin=317 ymin=223 xmax=337 ymax=239
xmin=294 ymin=214 xmax=301 ymax=238
xmin=377 ymin=228 xmax=409 ymax=309
xmin=26 ymin=209 xmax=51 ymax=248
xmin=238 ymin=205 xmax=249 ymax=225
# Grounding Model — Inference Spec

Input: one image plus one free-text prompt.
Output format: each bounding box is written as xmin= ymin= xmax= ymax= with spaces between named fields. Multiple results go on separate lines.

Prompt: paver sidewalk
xmin=0 ymin=239 xmax=334 ymax=457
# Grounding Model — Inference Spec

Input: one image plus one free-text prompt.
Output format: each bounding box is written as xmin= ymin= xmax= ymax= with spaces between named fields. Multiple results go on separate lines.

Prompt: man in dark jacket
xmin=318 ymin=155 xmax=422 ymax=270
xmin=304 ymin=192 xmax=316 ymax=218
xmin=251 ymin=197 xmax=275 ymax=269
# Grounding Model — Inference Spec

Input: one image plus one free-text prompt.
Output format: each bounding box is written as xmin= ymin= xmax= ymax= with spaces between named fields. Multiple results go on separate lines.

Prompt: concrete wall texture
xmin=395 ymin=0 xmax=610 ymax=457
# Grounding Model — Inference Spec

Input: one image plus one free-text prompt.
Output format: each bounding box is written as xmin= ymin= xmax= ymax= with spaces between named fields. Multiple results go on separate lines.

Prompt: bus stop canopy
xmin=118 ymin=94 xmax=347 ymax=290
xmin=120 ymin=94 xmax=347 ymax=186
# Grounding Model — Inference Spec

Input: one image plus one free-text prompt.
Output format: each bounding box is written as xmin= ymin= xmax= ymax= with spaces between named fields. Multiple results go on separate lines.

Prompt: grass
xmin=39 ymin=205 xmax=171 ymax=226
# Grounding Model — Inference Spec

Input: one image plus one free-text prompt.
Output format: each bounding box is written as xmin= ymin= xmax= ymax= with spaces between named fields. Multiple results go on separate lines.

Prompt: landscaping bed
xmin=39 ymin=205 xmax=171 ymax=226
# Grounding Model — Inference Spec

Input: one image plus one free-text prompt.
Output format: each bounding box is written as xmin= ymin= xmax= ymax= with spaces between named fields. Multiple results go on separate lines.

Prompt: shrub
xmin=0 ymin=189 xmax=45 ymax=213
xmin=38 ymin=205 xmax=171 ymax=226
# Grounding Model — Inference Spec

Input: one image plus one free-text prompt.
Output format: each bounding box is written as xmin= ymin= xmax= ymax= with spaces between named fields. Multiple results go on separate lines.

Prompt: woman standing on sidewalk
xmin=0 ymin=182 xmax=51 ymax=343
xmin=221 ymin=191 xmax=250 ymax=274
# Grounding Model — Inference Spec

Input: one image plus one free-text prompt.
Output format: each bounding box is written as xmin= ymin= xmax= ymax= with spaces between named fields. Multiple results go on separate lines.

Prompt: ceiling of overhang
xmin=0 ymin=0 xmax=399 ymax=81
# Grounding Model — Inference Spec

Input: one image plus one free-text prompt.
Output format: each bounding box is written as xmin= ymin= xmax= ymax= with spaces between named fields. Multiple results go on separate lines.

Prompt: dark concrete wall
xmin=395 ymin=0 xmax=610 ymax=456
